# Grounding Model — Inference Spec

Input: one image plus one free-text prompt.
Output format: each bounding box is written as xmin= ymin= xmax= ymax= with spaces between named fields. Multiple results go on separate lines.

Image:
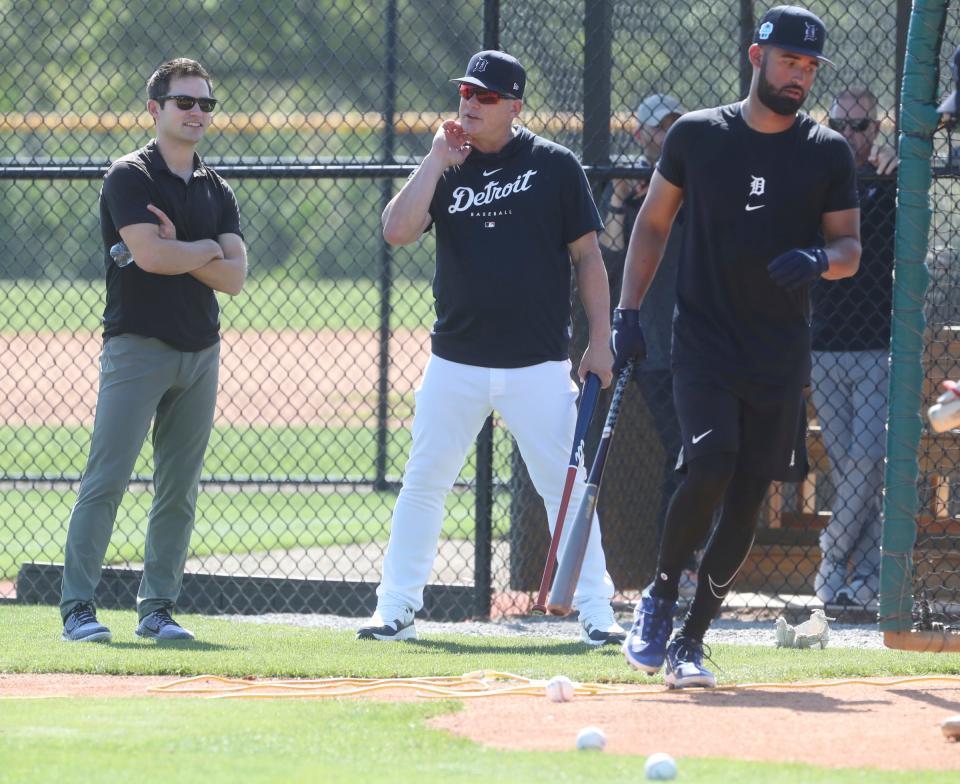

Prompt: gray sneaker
xmin=814 ymin=555 xmax=847 ymax=604
xmin=135 ymin=609 xmax=195 ymax=641
xmin=62 ymin=603 xmax=112 ymax=642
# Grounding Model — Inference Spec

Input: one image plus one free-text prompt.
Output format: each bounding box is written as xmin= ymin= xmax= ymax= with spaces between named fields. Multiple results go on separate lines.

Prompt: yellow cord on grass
xmin=147 ymin=671 xmax=960 ymax=700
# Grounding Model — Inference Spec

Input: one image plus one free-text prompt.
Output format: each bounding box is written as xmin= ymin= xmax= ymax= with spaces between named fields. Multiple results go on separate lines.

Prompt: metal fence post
xmin=375 ymin=0 xmax=398 ymax=491
xmin=472 ymin=0 xmax=501 ymax=618
xmin=738 ymin=0 xmax=755 ymax=99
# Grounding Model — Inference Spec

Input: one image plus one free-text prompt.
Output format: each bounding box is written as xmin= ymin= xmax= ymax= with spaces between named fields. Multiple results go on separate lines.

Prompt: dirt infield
xmin=3 ymin=673 xmax=959 ymax=770
xmin=0 ymin=328 xmax=430 ymax=427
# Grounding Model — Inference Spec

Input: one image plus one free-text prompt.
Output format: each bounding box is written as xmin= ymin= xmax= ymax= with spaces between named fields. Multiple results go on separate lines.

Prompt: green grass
xmin=0 ymin=278 xmax=436 ymax=334
xmin=1 ymin=607 xmax=959 ymax=783
xmin=0 ymin=420 xmax=519 ymax=483
xmin=0 ymin=486 xmax=507 ymax=581
xmin=1 ymin=698 xmax=949 ymax=784
xmin=1 ymin=606 xmax=958 ymax=682
xmin=0 ymin=423 xmax=414 ymax=479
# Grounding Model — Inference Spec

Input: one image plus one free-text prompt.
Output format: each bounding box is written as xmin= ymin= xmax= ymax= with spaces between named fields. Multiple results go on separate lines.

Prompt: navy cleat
xmin=622 ymin=591 xmax=675 ymax=673
xmin=62 ymin=603 xmax=112 ymax=642
xmin=135 ymin=609 xmax=195 ymax=641
xmin=664 ymin=634 xmax=716 ymax=689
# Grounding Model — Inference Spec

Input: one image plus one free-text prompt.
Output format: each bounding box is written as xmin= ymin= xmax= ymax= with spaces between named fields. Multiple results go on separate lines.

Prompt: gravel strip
xmin=217 ymin=612 xmax=885 ymax=648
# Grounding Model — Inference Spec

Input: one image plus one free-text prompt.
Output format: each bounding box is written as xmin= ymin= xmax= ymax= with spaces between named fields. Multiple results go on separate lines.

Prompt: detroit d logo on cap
xmin=758 ymin=21 xmax=773 ymax=40
xmin=803 ymin=22 xmax=818 ymax=42
xmin=472 ymin=58 xmax=488 ymax=73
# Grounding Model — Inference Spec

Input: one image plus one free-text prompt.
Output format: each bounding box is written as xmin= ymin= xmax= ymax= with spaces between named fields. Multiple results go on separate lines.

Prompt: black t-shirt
xmin=657 ymin=103 xmax=858 ymax=386
xmin=427 ymin=126 xmax=603 ymax=367
xmin=99 ymin=140 xmax=242 ymax=352
xmin=811 ymin=163 xmax=896 ymax=351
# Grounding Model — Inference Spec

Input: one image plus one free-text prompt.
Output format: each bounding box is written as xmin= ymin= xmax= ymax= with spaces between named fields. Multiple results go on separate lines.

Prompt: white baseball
xmin=545 ymin=674 xmax=575 ymax=702
xmin=941 ymin=714 xmax=960 ymax=740
xmin=644 ymin=752 xmax=677 ymax=780
xmin=575 ymin=726 xmax=606 ymax=751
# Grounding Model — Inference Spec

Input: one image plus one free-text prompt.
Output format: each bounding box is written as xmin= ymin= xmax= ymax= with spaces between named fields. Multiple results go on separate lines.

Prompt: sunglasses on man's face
xmin=828 ymin=117 xmax=873 ymax=132
xmin=458 ymin=84 xmax=509 ymax=105
xmin=157 ymin=94 xmax=217 ymax=112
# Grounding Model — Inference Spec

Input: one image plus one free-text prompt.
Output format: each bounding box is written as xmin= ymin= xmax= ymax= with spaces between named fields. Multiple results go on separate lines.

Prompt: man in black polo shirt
xmin=358 ymin=50 xmax=624 ymax=646
xmin=60 ymin=58 xmax=247 ymax=643
xmin=613 ymin=6 xmax=861 ymax=687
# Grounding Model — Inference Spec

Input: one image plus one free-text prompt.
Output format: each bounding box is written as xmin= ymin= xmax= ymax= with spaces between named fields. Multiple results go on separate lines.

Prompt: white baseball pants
xmin=377 ymin=354 xmax=615 ymax=612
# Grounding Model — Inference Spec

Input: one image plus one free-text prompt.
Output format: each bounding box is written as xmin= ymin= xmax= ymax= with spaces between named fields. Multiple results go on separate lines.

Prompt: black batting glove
xmin=767 ymin=247 xmax=830 ymax=291
xmin=611 ymin=308 xmax=646 ymax=373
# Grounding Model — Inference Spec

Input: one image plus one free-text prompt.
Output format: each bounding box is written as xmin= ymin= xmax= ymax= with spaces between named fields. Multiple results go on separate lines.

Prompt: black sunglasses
xmin=157 ymin=94 xmax=217 ymax=112
xmin=828 ymin=117 xmax=873 ymax=132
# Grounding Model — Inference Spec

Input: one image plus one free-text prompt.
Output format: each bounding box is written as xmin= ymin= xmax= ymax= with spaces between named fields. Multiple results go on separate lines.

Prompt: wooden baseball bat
xmin=546 ymin=359 xmax=635 ymax=616
xmin=531 ymin=372 xmax=602 ymax=615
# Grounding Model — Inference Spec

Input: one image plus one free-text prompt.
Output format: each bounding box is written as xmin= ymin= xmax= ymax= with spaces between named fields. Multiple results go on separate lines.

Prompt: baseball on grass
xmin=545 ymin=674 xmax=575 ymax=702
xmin=575 ymin=726 xmax=606 ymax=751
xmin=644 ymin=752 xmax=678 ymax=780
xmin=927 ymin=380 xmax=960 ymax=433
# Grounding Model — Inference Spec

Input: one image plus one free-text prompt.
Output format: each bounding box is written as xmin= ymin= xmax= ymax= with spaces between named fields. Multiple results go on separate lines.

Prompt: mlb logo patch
xmin=484 ymin=221 xmax=496 ymax=228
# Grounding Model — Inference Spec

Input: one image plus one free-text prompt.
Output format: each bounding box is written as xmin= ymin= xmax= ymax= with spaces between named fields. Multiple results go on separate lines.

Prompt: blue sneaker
xmin=62 ymin=603 xmax=112 ymax=642
xmin=622 ymin=592 xmax=675 ymax=673
xmin=135 ymin=609 xmax=195 ymax=641
xmin=665 ymin=635 xmax=716 ymax=689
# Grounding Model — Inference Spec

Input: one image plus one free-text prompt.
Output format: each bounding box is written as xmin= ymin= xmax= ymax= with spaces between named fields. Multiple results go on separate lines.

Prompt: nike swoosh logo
xmin=744 ymin=204 xmax=765 ymax=211
xmin=691 ymin=429 xmax=713 ymax=444
xmin=482 ymin=168 xmax=503 ymax=176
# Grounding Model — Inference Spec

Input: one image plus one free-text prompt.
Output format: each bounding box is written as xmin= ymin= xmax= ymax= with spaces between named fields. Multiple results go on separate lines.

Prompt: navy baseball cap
xmin=451 ymin=50 xmax=526 ymax=99
xmin=754 ymin=5 xmax=833 ymax=65
xmin=937 ymin=45 xmax=960 ymax=114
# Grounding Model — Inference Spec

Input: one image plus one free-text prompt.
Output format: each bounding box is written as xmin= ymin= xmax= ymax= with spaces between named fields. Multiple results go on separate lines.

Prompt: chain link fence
xmin=0 ymin=0 xmax=920 ymax=623
xmin=913 ymin=1 xmax=960 ymax=634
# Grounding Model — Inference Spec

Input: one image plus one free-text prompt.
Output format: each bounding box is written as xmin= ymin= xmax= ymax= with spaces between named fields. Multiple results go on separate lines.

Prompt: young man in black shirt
xmin=359 ymin=50 xmax=624 ymax=645
xmin=612 ymin=6 xmax=861 ymax=687
xmin=60 ymin=58 xmax=247 ymax=643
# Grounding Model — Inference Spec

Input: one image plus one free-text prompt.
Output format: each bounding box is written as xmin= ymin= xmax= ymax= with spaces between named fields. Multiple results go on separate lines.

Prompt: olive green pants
xmin=60 ymin=335 xmax=219 ymax=621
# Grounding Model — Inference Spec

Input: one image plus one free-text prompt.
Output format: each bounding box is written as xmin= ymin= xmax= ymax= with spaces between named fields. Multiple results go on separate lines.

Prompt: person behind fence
xmin=811 ymin=87 xmax=897 ymax=609
xmin=611 ymin=6 xmax=861 ymax=687
xmin=59 ymin=58 xmax=247 ymax=643
xmin=598 ymin=93 xmax=700 ymax=597
xmin=358 ymin=49 xmax=624 ymax=645
xmin=938 ymin=45 xmax=960 ymax=169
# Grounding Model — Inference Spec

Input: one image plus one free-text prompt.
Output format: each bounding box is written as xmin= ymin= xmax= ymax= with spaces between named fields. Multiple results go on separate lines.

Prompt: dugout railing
xmin=3 ymin=0 xmax=950 ymax=628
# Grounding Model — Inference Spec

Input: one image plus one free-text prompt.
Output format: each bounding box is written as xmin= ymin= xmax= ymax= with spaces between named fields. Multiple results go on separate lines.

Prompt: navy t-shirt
xmin=427 ymin=127 xmax=603 ymax=367
xmin=99 ymin=141 xmax=242 ymax=352
xmin=657 ymin=104 xmax=858 ymax=386
xmin=811 ymin=163 xmax=896 ymax=351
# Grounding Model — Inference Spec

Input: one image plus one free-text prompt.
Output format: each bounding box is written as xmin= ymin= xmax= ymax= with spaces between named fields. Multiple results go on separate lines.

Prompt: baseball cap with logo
xmin=451 ymin=50 xmax=526 ymax=99
xmin=636 ymin=94 xmax=686 ymax=127
xmin=754 ymin=5 xmax=833 ymax=65
xmin=937 ymin=45 xmax=960 ymax=114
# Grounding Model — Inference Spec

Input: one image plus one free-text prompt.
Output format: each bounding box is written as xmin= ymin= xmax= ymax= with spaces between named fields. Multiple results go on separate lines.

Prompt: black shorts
xmin=672 ymin=367 xmax=809 ymax=482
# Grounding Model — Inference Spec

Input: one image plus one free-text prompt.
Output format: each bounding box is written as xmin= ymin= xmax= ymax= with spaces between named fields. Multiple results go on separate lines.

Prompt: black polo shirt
xmin=811 ymin=163 xmax=896 ymax=351
xmin=99 ymin=140 xmax=242 ymax=351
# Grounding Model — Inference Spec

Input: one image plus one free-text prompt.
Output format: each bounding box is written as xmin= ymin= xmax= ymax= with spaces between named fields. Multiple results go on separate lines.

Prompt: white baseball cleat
xmin=356 ymin=606 xmax=417 ymax=641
